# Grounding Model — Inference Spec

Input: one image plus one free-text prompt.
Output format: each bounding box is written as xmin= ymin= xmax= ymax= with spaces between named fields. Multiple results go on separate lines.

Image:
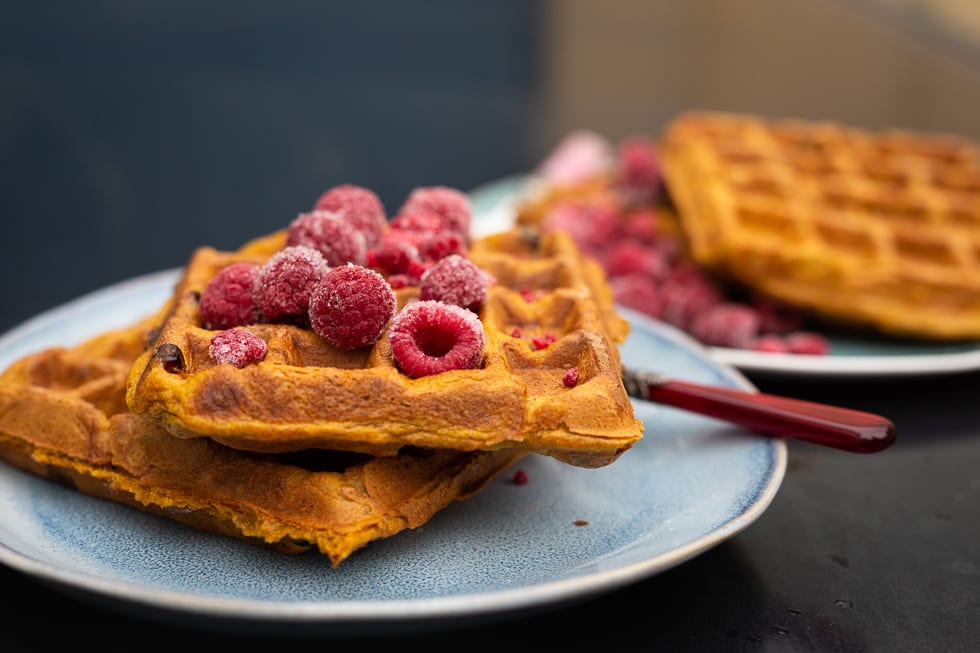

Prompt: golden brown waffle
xmin=0 ymin=314 xmax=527 ymax=567
xmin=126 ymin=227 xmax=642 ymax=469
xmin=660 ymin=111 xmax=980 ymax=341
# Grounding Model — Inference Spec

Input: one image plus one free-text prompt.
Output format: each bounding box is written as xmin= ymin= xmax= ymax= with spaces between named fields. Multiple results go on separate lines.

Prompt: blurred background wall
xmin=2 ymin=0 xmax=980 ymax=334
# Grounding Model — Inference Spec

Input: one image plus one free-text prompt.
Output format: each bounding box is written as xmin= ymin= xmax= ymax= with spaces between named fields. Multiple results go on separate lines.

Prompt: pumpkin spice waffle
xmin=0 ymin=313 xmax=527 ymax=567
xmin=126 ymin=226 xmax=642 ymax=469
xmin=660 ymin=111 xmax=980 ymax=341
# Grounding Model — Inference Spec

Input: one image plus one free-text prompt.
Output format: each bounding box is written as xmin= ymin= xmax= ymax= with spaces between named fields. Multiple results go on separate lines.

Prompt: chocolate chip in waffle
xmin=126 ymin=227 xmax=642 ymax=469
xmin=0 ymin=313 xmax=527 ymax=567
xmin=660 ymin=111 xmax=980 ymax=341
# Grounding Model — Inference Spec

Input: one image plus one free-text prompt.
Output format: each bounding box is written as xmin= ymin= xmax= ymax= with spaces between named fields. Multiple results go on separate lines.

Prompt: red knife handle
xmin=645 ymin=379 xmax=896 ymax=454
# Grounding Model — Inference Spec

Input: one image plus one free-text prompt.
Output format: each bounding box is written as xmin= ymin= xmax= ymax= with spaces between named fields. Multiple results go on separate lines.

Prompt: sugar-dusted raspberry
xmin=616 ymin=136 xmax=661 ymax=205
xmin=419 ymin=254 xmax=491 ymax=312
xmin=388 ymin=300 xmax=485 ymax=378
xmin=786 ymin=331 xmax=830 ymax=355
xmin=601 ymin=240 xmax=671 ymax=281
xmin=388 ymin=211 xmax=443 ymax=238
xmin=368 ymin=231 xmax=421 ymax=276
xmin=658 ymin=270 xmax=725 ymax=330
xmin=398 ymin=186 xmax=471 ymax=236
xmin=312 ymin=184 xmax=387 ymax=248
xmin=531 ymin=332 xmax=557 ymax=350
xmin=309 ymin=263 xmax=396 ymax=349
xmin=562 ymin=366 xmax=579 ymax=387
xmin=751 ymin=334 xmax=791 ymax=353
xmin=540 ymin=202 xmax=624 ymax=259
xmin=286 ymin=210 xmax=367 ymax=267
xmin=419 ymin=229 xmax=467 ymax=261
xmin=255 ymin=245 xmax=328 ymax=324
xmin=753 ymin=296 xmax=805 ymax=335
xmin=610 ymin=273 xmax=662 ymax=319
xmin=689 ymin=302 xmax=761 ymax=348
xmin=208 ymin=329 xmax=267 ymax=368
xmin=199 ymin=262 xmax=261 ymax=330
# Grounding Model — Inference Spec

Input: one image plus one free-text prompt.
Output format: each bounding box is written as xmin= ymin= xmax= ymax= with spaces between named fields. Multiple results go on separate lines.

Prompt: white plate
xmin=0 ymin=270 xmax=784 ymax=635
xmin=469 ymin=175 xmax=980 ymax=378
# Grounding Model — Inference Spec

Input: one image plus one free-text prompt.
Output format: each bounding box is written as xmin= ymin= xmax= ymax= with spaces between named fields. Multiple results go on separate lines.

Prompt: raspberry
xmin=753 ymin=296 xmax=805 ymax=334
xmin=531 ymin=332 xmax=557 ymax=350
xmin=562 ymin=367 xmax=579 ymax=387
xmin=540 ymin=202 xmax=624 ymax=259
xmin=689 ymin=302 xmax=761 ymax=348
xmin=312 ymin=184 xmax=387 ymax=248
xmin=368 ymin=232 xmax=421 ymax=276
xmin=309 ymin=263 xmax=396 ymax=349
xmin=419 ymin=229 xmax=467 ymax=261
xmin=419 ymin=254 xmax=491 ymax=312
xmin=199 ymin=262 xmax=260 ymax=330
xmin=286 ymin=210 xmax=367 ymax=267
xmin=388 ymin=211 xmax=444 ymax=238
xmin=786 ymin=331 xmax=830 ymax=355
xmin=610 ymin=273 xmax=661 ymax=319
xmin=388 ymin=300 xmax=485 ymax=378
xmin=536 ymin=129 xmax=613 ymax=186
xmin=208 ymin=329 xmax=267 ymax=368
xmin=255 ymin=245 xmax=328 ymax=324
xmin=616 ymin=136 xmax=661 ymax=205
xmin=751 ymin=334 xmax=791 ymax=353
xmin=658 ymin=272 xmax=724 ymax=330
xmin=398 ymin=186 xmax=471 ymax=236
xmin=602 ymin=240 xmax=670 ymax=280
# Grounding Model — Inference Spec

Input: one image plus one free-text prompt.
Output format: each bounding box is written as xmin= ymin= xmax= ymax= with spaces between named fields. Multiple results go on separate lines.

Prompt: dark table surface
xmin=1 ymin=347 xmax=977 ymax=651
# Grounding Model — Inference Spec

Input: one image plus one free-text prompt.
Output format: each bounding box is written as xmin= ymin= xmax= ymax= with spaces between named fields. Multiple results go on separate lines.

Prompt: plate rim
xmin=0 ymin=266 xmax=786 ymax=632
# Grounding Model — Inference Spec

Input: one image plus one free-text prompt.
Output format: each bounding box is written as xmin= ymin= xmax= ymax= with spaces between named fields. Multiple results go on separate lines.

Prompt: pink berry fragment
xmin=398 ymin=186 xmax=472 ymax=236
xmin=287 ymin=210 xmax=367 ymax=267
xmin=313 ymin=184 xmax=387 ymax=248
xmin=255 ymin=245 xmax=328 ymax=324
xmin=511 ymin=468 xmax=529 ymax=485
xmin=309 ymin=263 xmax=396 ymax=349
xmin=419 ymin=254 xmax=491 ymax=312
xmin=786 ymin=331 xmax=831 ymax=355
xmin=510 ymin=327 xmax=522 ymax=338
xmin=562 ymin=367 xmax=579 ymax=387
xmin=388 ymin=300 xmax=485 ymax=378
xmin=199 ymin=262 xmax=260 ymax=330
xmin=531 ymin=332 xmax=557 ymax=350
xmin=209 ymin=329 xmax=267 ymax=368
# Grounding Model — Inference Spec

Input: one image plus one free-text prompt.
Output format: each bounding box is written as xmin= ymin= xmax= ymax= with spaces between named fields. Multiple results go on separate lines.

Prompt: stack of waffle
xmin=0 ymin=225 xmax=642 ymax=567
xmin=660 ymin=111 xmax=980 ymax=341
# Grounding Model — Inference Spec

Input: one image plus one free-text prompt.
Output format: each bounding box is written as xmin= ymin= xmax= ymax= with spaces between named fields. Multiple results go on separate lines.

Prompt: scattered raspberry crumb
xmin=309 ymin=263 xmax=396 ymax=349
xmin=388 ymin=300 xmax=486 ymax=378
xmin=573 ymin=519 xmax=589 ymax=527
xmin=510 ymin=327 xmax=522 ymax=338
xmin=519 ymin=288 xmax=537 ymax=302
xmin=419 ymin=254 xmax=491 ymax=312
xmin=199 ymin=262 xmax=260 ymax=330
xmin=531 ymin=332 xmax=557 ymax=350
xmin=562 ymin=367 xmax=579 ymax=387
xmin=398 ymin=186 xmax=472 ymax=236
xmin=255 ymin=245 xmax=328 ymax=324
xmin=286 ymin=210 xmax=367 ymax=267
xmin=511 ymin=469 xmax=529 ymax=485
xmin=208 ymin=329 xmax=267 ymax=368
xmin=312 ymin=183 xmax=387 ymax=247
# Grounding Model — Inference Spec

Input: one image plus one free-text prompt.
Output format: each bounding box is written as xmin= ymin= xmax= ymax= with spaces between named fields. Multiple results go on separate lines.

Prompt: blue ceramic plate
xmin=0 ymin=269 xmax=784 ymax=635
xmin=470 ymin=175 xmax=980 ymax=378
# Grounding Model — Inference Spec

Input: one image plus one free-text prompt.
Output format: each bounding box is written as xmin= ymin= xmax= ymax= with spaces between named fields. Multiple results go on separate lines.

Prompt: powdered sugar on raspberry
xmin=309 ymin=263 xmax=396 ymax=349
xmin=287 ymin=210 xmax=368 ymax=267
xmin=419 ymin=254 xmax=492 ymax=312
xmin=209 ymin=329 xmax=267 ymax=368
xmin=312 ymin=184 xmax=387 ymax=248
xmin=388 ymin=300 xmax=486 ymax=378
xmin=254 ymin=245 xmax=328 ymax=324
xmin=397 ymin=186 xmax=472 ymax=236
xmin=199 ymin=262 xmax=261 ymax=330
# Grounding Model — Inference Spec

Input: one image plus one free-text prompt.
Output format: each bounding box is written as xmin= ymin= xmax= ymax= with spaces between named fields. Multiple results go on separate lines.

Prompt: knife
xmin=620 ymin=366 xmax=895 ymax=453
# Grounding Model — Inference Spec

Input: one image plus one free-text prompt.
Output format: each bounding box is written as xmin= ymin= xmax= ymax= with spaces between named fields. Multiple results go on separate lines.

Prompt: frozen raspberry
xmin=398 ymin=186 xmax=471 ymax=236
xmin=255 ymin=245 xmax=328 ymax=324
xmin=689 ymin=303 xmax=762 ymax=348
xmin=388 ymin=211 xmax=444 ymax=238
xmin=286 ymin=210 xmax=367 ymax=267
xmin=616 ymin=136 xmax=661 ymax=205
xmin=312 ymin=184 xmax=387 ymax=247
xmin=786 ymin=331 xmax=831 ymax=355
xmin=536 ymin=130 xmax=614 ymax=186
xmin=419 ymin=254 xmax=491 ymax=312
xmin=388 ymin=300 xmax=485 ymax=378
xmin=208 ymin=329 xmax=267 ymax=368
xmin=601 ymin=240 xmax=671 ymax=281
xmin=368 ymin=232 xmax=421 ymax=276
xmin=610 ymin=273 xmax=661 ymax=319
xmin=419 ymin=229 xmax=467 ymax=261
xmin=623 ymin=208 xmax=662 ymax=245
xmin=532 ymin=332 xmax=557 ymax=350
xmin=753 ymin=296 xmax=805 ymax=335
xmin=511 ymin=468 xmax=529 ymax=485
xmin=199 ymin=262 xmax=260 ymax=330
xmin=309 ymin=264 xmax=396 ymax=349
xmin=751 ymin=335 xmax=791 ymax=353
xmin=541 ymin=202 xmax=624 ymax=259
xmin=658 ymin=272 xmax=725 ymax=329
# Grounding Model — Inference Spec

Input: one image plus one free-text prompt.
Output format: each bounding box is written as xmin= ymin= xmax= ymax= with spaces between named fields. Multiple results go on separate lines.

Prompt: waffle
xmin=660 ymin=111 xmax=980 ymax=341
xmin=125 ymin=227 xmax=642 ymax=468
xmin=0 ymin=313 xmax=527 ymax=567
